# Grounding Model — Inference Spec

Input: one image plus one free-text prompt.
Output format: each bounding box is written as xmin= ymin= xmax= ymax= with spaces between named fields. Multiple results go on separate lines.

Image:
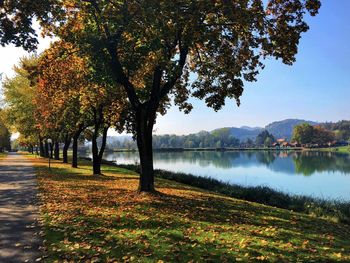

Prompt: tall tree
xmin=0 ymin=115 xmax=11 ymax=152
xmin=2 ymin=56 xmax=43 ymax=154
xmin=292 ymin=123 xmax=314 ymax=144
xmin=80 ymin=83 xmax=127 ymax=175
xmin=51 ymin=0 xmax=320 ymax=192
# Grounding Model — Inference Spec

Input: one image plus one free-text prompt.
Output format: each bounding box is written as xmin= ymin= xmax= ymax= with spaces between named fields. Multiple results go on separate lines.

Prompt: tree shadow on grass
xmin=38 ymin=164 xmax=350 ymax=262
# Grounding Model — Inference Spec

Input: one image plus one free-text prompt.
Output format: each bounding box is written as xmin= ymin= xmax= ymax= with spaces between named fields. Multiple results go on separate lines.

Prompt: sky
xmin=1 ymin=0 xmax=349 ymax=136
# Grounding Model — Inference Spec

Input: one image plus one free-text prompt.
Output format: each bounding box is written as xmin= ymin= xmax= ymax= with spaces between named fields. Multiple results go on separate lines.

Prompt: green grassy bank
xmin=315 ymin=146 xmax=350 ymax=154
xmin=116 ymin=163 xmax=350 ymax=225
xmin=27 ymin=155 xmax=350 ymax=262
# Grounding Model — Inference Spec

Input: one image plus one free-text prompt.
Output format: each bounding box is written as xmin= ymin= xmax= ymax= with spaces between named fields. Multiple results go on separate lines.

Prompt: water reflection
xmin=106 ymin=151 xmax=350 ymax=176
xmin=100 ymin=150 xmax=350 ymax=200
xmin=294 ymin=151 xmax=350 ymax=176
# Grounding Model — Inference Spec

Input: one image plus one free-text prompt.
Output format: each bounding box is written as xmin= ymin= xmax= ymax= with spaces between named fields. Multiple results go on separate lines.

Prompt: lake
xmin=99 ymin=150 xmax=350 ymax=201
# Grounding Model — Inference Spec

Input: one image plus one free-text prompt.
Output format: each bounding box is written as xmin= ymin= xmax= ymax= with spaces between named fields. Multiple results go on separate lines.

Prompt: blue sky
xmin=155 ymin=0 xmax=350 ymax=134
xmin=1 ymin=1 xmax=349 ymax=136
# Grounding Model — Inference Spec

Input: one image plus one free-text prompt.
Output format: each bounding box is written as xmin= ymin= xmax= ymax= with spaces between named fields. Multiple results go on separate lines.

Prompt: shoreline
xmin=111 ymin=147 xmax=305 ymax=152
xmin=110 ymin=146 xmax=350 ymax=153
xmin=94 ymin=158 xmax=350 ymax=224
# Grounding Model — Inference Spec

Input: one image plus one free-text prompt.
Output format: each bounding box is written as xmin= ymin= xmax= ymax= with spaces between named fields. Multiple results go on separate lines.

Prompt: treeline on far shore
xmin=109 ymin=147 xmax=304 ymax=152
xmin=96 ymin=122 xmax=350 ymax=152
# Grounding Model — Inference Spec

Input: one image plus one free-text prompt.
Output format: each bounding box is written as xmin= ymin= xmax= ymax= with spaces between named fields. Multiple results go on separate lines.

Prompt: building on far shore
xmin=271 ymin=138 xmax=296 ymax=149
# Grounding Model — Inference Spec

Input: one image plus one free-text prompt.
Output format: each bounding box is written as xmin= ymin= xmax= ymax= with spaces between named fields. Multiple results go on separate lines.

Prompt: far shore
xmin=109 ymin=146 xmax=350 ymax=153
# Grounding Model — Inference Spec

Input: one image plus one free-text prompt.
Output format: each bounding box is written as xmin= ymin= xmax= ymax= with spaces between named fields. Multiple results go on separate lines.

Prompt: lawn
xmin=27 ymin=155 xmax=350 ymax=262
xmin=318 ymin=146 xmax=350 ymax=154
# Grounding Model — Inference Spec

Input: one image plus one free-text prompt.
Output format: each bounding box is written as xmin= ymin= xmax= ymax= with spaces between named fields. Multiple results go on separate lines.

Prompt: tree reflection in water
xmin=105 ymin=150 xmax=350 ymax=176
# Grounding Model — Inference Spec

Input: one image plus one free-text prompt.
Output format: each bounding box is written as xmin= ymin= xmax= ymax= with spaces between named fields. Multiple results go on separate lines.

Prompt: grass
xmin=316 ymin=146 xmax=350 ymax=154
xmin=0 ymin=152 xmax=8 ymax=158
xmin=26 ymin=155 xmax=350 ymax=262
xmin=117 ymin=164 xmax=350 ymax=225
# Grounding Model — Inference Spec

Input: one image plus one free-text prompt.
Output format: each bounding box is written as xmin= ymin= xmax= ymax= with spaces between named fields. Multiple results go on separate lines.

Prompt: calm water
xmin=100 ymin=151 xmax=350 ymax=201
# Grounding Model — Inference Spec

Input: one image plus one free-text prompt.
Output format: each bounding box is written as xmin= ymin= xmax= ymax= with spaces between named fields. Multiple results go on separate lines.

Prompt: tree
xmin=80 ymin=84 xmax=127 ymax=175
xmin=312 ymin=126 xmax=335 ymax=145
xmin=292 ymin=123 xmax=335 ymax=145
xmin=2 ymin=56 xmax=42 ymax=154
xmin=292 ymin=123 xmax=314 ymax=144
xmin=0 ymin=116 xmax=11 ymax=152
xmin=245 ymin=138 xmax=254 ymax=148
xmin=37 ymin=40 xmax=128 ymax=174
xmin=0 ymin=0 xmax=59 ymax=50
xmin=255 ymin=130 xmax=275 ymax=147
xmin=320 ymin=120 xmax=350 ymax=142
xmin=51 ymin=0 xmax=320 ymax=192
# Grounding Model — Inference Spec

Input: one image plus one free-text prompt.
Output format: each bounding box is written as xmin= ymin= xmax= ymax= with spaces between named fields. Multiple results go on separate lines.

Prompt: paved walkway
xmin=0 ymin=153 xmax=42 ymax=262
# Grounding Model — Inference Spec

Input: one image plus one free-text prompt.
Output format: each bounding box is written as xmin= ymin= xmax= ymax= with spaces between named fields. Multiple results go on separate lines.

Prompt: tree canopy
xmin=292 ymin=123 xmax=335 ymax=145
xmin=39 ymin=0 xmax=321 ymax=192
xmin=2 ymin=56 xmax=40 ymax=150
xmin=0 ymin=0 xmax=59 ymax=50
xmin=255 ymin=130 xmax=275 ymax=147
xmin=0 ymin=111 xmax=11 ymax=152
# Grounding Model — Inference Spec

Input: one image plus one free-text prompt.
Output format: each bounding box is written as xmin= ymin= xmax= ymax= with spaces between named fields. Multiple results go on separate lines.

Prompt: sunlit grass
xmin=27 ymin=155 xmax=350 ymax=262
xmin=118 ymin=164 xmax=350 ymax=225
xmin=317 ymin=146 xmax=350 ymax=154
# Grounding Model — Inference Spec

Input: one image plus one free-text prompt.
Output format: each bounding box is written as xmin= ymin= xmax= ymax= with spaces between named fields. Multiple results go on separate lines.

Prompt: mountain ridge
xmin=106 ymin=119 xmax=320 ymax=143
xmin=210 ymin=119 xmax=318 ymax=141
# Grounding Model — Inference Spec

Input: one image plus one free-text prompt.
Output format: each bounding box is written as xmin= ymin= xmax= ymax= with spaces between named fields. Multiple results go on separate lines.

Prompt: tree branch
xmin=159 ymin=44 xmax=189 ymax=99
xmin=85 ymin=0 xmax=140 ymax=110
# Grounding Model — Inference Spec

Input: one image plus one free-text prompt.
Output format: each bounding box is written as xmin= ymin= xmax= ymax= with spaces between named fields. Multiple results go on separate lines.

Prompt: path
xmin=0 ymin=153 xmax=42 ymax=262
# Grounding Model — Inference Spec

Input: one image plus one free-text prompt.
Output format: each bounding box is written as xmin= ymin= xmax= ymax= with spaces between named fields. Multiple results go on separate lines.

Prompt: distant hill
xmin=265 ymin=119 xmax=318 ymax=140
xmin=210 ymin=119 xmax=318 ymax=142
xmin=240 ymin=126 xmax=262 ymax=131
xmin=211 ymin=127 xmax=262 ymax=142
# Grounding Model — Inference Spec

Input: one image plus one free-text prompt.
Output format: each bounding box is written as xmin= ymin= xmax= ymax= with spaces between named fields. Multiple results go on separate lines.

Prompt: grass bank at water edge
xmin=116 ymin=163 xmax=350 ymax=225
xmin=26 ymin=155 xmax=350 ymax=262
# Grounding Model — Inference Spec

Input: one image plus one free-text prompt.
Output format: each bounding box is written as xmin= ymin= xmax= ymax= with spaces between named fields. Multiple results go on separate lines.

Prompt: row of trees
xmin=1 ymin=0 xmax=320 ymax=192
xmin=106 ymin=130 xmax=241 ymax=149
xmin=109 ymin=129 xmax=276 ymax=149
xmin=320 ymin=121 xmax=350 ymax=142
xmin=154 ymin=130 xmax=240 ymax=148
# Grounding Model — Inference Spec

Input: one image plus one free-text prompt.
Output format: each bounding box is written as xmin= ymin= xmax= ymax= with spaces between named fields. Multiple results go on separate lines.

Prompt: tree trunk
xmin=91 ymin=129 xmax=100 ymax=175
xmin=49 ymin=143 xmax=53 ymax=159
xmin=98 ymin=127 xmax=108 ymax=162
xmin=92 ymin=126 xmax=109 ymax=175
xmin=39 ymin=138 xmax=45 ymax=157
xmin=136 ymin=107 xmax=156 ymax=192
xmin=72 ymin=125 xmax=84 ymax=168
xmin=35 ymin=145 xmax=39 ymax=155
xmin=44 ymin=141 xmax=49 ymax=158
xmin=63 ymin=134 xmax=71 ymax=164
xmin=72 ymin=135 xmax=79 ymax=168
xmin=54 ymin=141 xmax=60 ymax=160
